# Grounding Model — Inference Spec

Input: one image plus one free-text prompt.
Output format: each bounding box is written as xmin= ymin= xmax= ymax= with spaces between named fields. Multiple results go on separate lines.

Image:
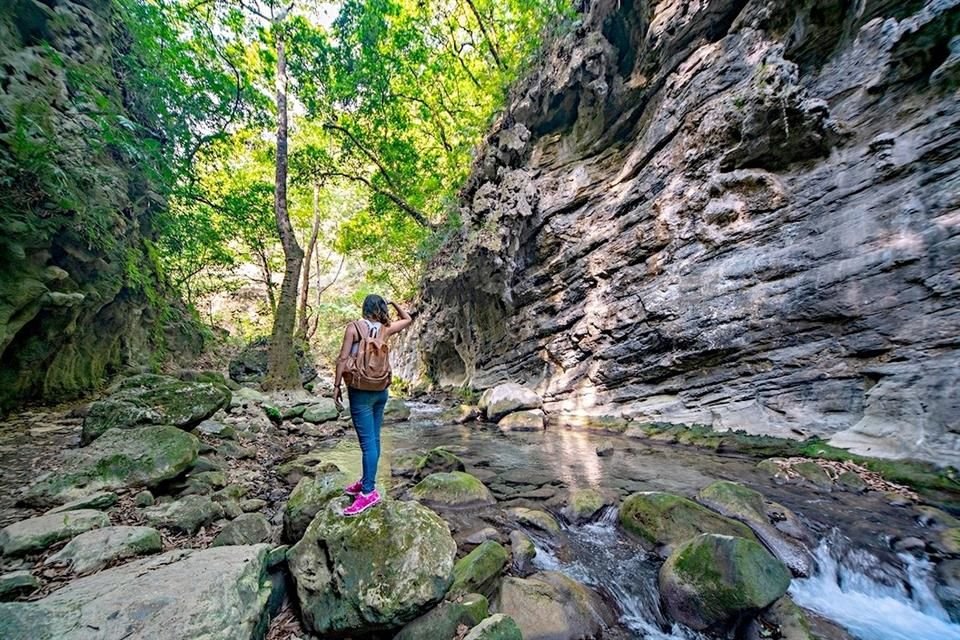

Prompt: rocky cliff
xmin=401 ymin=0 xmax=960 ymax=465
xmin=0 ymin=0 xmax=202 ymax=411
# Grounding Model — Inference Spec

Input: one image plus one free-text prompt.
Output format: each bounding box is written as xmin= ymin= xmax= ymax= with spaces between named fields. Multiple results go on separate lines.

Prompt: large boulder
xmin=82 ymin=374 xmax=230 ymax=443
xmin=493 ymin=571 xmax=616 ymax=640
xmin=0 ymin=510 xmax=109 ymax=557
xmin=302 ymin=399 xmax=340 ymax=424
xmin=411 ymin=472 xmax=497 ymax=509
xmin=288 ymin=498 xmax=457 ymax=636
xmin=23 ymin=426 xmax=199 ymax=507
xmin=413 ymin=448 xmax=467 ymax=479
xmin=619 ymin=491 xmax=757 ymax=555
xmin=0 ymin=545 xmax=280 ymax=639
xmin=482 ymin=383 xmax=543 ymax=422
xmin=659 ymin=533 xmax=791 ymax=631
xmin=45 ymin=526 xmax=162 ymax=573
xmin=395 ymin=593 xmax=490 ymax=640
xmin=229 ymin=336 xmax=317 ymax=385
xmin=283 ymin=471 xmax=349 ymax=542
xmin=561 ymin=488 xmax=612 ymax=524
xmin=451 ymin=540 xmax=510 ymax=597
xmin=697 ymin=481 xmax=814 ymax=576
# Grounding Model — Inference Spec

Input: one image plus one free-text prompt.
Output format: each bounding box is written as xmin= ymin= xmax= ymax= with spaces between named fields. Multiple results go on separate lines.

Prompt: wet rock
xmin=509 ymin=507 xmax=561 ymax=535
xmin=0 ymin=571 xmax=39 ymax=600
xmin=556 ymin=414 xmax=630 ymax=433
xmin=510 ymin=530 xmax=537 ymax=575
xmin=451 ymin=540 xmax=510 ymax=597
xmin=443 ymin=404 xmax=481 ymax=424
xmin=0 ymin=545 xmax=279 ymax=639
xmin=893 ymin=536 xmax=926 ymax=553
xmin=619 ymin=491 xmax=756 ymax=555
xmin=212 ymin=513 xmax=272 ymax=546
xmin=81 ymin=374 xmax=229 ymax=444
xmin=229 ymin=336 xmax=317 ymax=385
xmin=498 ymin=409 xmax=546 ymax=431
xmin=940 ymin=528 xmax=960 ymax=554
xmin=288 ymin=498 xmax=457 ymax=636
xmin=302 ymin=399 xmax=339 ymax=424
xmin=45 ymin=526 xmax=161 ymax=573
xmin=916 ymin=506 xmax=960 ymax=529
xmin=395 ymin=593 xmax=490 ymax=640
xmin=595 ymin=441 xmax=614 ymax=457
xmin=936 ymin=559 xmax=960 ymax=623
xmin=659 ymin=533 xmax=791 ymax=632
xmin=411 ymin=472 xmax=497 ymax=509
xmin=482 ymin=383 xmax=542 ymax=422
xmin=414 ymin=448 xmax=467 ymax=479
xmin=561 ymin=488 xmax=610 ymax=524
xmin=464 ymin=613 xmax=523 ymax=640
xmin=22 ymin=426 xmax=198 ymax=508
xmin=836 ymin=471 xmax=868 ymax=493
xmin=745 ymin=596 xmax=819 ymax=640
xmin=282 ymin=471 xmax=349 ymax=543
xmin=697 ymin=481 xmax=813 ymax=576
xmin=0 ymin=510 xmax=110 ymax=557
xmin=142 ymin=495 xmax=224 ymax=534
xmin=45 ymin=491 xmax=118 ymax=514
xmin=494 ymin=571 xmax=615 ymax=640
xmin=385 ymin=398 xmax=412 ymax=421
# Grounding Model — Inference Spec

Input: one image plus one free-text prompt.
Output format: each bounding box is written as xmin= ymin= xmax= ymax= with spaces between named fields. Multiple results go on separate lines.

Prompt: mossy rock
xmin=302 ymin=399 xmax=339 ymax=424
xmin=82 ymin=375 xmax=230 ymax=443
xmin=45 ymin=491 xmax=118 ymax=515
xmin=385 ymin=398 xmax=412 ymax=421
xmin=463 ymin=613 xmax=523 ymax=640
xmin=836 ymin=471 xmax=868 ymax=493
xmin=411 ymin=472 xmax=496 ymax=509
xmin=45 ymin=526 xmax=162 ymax=573
xmin=697 ymin=481 xmax=766 ymax=525
xmin=414 ymin=448 xmax=466 ymax=479
xmin=561 ymin=488 xmax=611 ymax=524
xmin=277 ymin=453 xmax=340 ymax=486
xmin=394 ymin=593 xmax=489 ymax=640
xmin=659 ymin=533 xmax=791 ymax=631
xmin=0 ymin=510 xmax=110 ymax=557
xmin=288 ymin=498 xmax=457 ymax=636
xmin=509 ymin=530 xmax=537 ymax=575
xmin=792 ymin=461 xmax=834 ymax=489
xmin=212 ymin=513 xmax=272 ymax=546
xmin=508 ymin=507 xmax=561 ymax=535
xmin=22 ymin=426 xmax=199 ymax=507
xmin=142 ymin=495 xmax=224 ymax=534
xmin=451 ymin=540 xmax=510 ymax=597
xmin=282 ymin=471 xmax=349 ymax=543
xmin=940 ymin=528 xmax=960 ymax=554
xmin=619 ymin=491 xmax=757 ymax=555
xmin=556 ymin=414 xmax=630 ymax=433
xmin=497 ymin=409 xmax=546 ymax=431
xmin=0 ymin=571 xmax=40 ymax=600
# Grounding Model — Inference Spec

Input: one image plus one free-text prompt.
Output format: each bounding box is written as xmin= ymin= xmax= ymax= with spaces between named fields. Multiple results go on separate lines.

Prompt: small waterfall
xmin=529 ymin=508 xmax=708 ymax=640
xmin=790 ymin=532 xmax=960 ymax=640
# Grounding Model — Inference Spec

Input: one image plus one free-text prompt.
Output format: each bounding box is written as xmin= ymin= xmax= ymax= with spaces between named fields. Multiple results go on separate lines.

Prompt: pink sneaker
xmin=343 ymin=490 xmax=381 ymax=516
xmin=344 ymin=480 xmax=363 ymax=496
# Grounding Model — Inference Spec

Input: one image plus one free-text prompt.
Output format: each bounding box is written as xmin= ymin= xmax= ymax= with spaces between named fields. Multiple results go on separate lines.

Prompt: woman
xmin=333 ymin=294 xmax=412 ymax=516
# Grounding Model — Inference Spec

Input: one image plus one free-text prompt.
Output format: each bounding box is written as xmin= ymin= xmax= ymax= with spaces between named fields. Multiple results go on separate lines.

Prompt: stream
xmin=372 ymin=403 xmax=960 ymax=640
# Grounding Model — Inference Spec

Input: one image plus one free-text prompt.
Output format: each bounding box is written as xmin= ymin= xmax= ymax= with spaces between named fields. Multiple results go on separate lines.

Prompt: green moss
xmin=411 ymin=472 xmax=496 ymax=508
xmin=450 ymin=540 xmax=509 ymax=597
xmin=619 ymin=492 xmax=757 ymax=550
xmin=697 ymin=481 xmax=766 ymax=524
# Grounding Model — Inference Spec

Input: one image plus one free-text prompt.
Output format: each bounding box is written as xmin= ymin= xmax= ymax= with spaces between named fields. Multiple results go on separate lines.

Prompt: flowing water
xmin=376 ymin=403 xmax=960 ymax=640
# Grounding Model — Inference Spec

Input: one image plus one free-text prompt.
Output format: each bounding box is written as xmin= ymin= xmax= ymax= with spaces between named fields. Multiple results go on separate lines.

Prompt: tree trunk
xmin=263 ymin=28 xmax=304 ymax=390
xmin=297 ymin=182 xmax=321 ymax=339
xmin=254 ymin=242 xmax=277 ymax=312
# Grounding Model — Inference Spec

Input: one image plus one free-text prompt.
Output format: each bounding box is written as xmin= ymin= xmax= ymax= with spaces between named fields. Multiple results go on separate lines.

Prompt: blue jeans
xmin=347 ymin=387 xmax=388 ymax=493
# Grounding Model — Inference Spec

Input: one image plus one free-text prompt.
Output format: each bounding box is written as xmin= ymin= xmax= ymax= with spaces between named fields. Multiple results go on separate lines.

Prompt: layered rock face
xmin=401 ymin=0 xmax=960 ymax=464
xmin=0 ymin=0 xmax=201 ymax=411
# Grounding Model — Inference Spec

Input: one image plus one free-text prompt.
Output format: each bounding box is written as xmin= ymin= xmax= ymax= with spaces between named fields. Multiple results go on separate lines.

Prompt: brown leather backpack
xmin=343 ymin=320 xmax=392 ymax=391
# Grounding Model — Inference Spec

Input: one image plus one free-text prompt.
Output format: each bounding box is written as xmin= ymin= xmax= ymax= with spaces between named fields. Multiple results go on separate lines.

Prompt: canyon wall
xmin=0 ymin=0 xmax=202 ymax=411
xmin=401 ymin=0 xmax=960 ymax=465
